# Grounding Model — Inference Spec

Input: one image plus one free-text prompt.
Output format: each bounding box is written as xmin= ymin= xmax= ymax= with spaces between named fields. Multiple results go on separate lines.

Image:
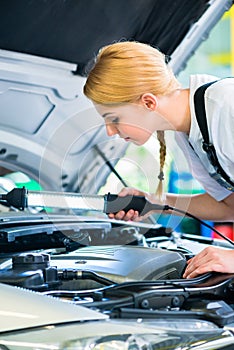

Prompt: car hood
xmin=0 ymin=0 xmax=232 ymax=193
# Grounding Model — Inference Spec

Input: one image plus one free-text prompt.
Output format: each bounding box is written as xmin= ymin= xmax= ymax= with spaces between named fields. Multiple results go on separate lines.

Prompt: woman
xmin=83 ymin=41 xmax=234 ymax=278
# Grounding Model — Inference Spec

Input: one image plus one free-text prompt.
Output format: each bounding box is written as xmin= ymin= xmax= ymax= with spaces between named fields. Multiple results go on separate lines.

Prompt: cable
xmin=165 ymin=205 xmax=234 ymax=247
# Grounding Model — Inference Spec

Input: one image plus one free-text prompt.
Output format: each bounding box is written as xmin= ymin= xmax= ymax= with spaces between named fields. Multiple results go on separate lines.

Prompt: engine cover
xmin=51 ymin=245 xmax=187 ymax=283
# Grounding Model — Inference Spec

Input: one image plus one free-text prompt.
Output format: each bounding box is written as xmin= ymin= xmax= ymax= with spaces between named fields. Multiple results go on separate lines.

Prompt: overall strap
xmin=194 ymin=80 xmax=234 ymax=187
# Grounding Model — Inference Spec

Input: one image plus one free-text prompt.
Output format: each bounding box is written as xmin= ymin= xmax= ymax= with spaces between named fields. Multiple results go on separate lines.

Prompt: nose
xmin=105 ymin=123 xmax=118 ymax=137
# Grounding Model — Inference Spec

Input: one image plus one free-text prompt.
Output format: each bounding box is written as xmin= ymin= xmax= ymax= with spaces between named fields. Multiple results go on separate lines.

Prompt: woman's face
xmin=95 ymin=102 xmax=165 ymax=146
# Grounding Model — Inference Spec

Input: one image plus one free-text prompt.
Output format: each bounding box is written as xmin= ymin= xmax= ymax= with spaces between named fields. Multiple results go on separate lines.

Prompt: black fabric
xmin=194 ymin=81 xmax=234 ymax=187
xmin=0 ymin=0 xmax=209 ymax=75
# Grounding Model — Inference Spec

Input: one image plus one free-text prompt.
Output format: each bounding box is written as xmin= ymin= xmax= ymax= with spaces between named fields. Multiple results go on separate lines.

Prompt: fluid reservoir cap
xmin=12 ymin=252 xmax=50 ymax=269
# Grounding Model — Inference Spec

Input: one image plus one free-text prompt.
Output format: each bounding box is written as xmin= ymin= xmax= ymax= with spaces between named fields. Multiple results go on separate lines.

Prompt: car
xmin=0 ymin=0 xmax=234 ymax=349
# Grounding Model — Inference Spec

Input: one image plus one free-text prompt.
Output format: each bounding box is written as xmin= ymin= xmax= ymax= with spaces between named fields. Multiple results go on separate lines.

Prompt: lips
xmin=118 ymin=135 xmax=131 ymax=142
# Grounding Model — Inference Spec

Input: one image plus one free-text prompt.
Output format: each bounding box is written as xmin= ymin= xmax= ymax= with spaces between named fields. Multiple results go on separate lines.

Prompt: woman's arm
xmin=108 ymin=187 xmax=234 ymax=222
xmin=166 ymin=191 xmax=234 ymax=222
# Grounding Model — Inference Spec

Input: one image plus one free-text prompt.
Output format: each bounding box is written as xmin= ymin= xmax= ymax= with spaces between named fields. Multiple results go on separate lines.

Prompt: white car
xmin=0 ymin=1 xmax=234 ymax=349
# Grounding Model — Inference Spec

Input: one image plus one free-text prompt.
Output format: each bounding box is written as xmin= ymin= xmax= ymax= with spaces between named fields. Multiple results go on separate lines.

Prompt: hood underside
xmin=0 ymin=0 xmax=211 ymax=76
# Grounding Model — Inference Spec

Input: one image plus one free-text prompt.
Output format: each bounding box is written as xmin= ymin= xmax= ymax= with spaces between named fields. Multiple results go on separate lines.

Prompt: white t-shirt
xmin=175 ymin=74 xmax=234 ymax=201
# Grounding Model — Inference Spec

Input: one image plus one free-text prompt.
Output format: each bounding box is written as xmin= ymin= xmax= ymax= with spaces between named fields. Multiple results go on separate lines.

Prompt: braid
xmin=155 ymin=131 xmax=166 ymax=201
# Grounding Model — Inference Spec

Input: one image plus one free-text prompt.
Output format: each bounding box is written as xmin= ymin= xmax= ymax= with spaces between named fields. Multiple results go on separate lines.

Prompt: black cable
xmin=165 ymin=205 xmax=234 ymax=246
xmin=106 ymin=195 xmax=234 ymax=246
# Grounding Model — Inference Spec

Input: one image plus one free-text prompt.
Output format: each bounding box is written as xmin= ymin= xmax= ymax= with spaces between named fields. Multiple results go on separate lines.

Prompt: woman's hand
xmin=183 ymin=246 xmax=234 ymax=278
xmin=108 ymin=187 xmax=157 ymax=221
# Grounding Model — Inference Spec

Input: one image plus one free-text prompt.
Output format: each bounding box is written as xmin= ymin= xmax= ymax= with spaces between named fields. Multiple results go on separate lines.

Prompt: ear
xmin=140 ymin=93 xmax=158 ymax=111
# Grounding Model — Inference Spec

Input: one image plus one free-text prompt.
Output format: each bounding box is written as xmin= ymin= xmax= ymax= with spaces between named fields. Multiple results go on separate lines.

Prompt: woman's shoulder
xmin=206 ymin=77 xmax=234 ymax=102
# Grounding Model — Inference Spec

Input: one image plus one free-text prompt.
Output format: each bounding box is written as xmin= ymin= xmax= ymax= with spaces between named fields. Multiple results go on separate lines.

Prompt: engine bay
xmin=0 ymin=213 xmax=234 ymax=328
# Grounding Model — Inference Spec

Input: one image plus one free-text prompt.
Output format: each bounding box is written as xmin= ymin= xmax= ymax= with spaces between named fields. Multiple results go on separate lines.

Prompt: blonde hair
xmin=84 ymin=41 xmax=180 ymax=199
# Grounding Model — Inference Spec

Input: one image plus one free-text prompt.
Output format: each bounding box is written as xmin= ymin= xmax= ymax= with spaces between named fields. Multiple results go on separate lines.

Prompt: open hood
xmin=0 ymin=0 xmax=232 ymax=193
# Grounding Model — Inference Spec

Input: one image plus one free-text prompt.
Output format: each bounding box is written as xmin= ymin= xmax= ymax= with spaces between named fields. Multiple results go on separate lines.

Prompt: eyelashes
xmin=112 ymin=117 xmax=119 ymax=124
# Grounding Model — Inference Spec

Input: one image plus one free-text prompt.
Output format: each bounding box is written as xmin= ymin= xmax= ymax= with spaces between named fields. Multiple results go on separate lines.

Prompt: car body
xmin=0 ymin=1 xmax=234 ymax=349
